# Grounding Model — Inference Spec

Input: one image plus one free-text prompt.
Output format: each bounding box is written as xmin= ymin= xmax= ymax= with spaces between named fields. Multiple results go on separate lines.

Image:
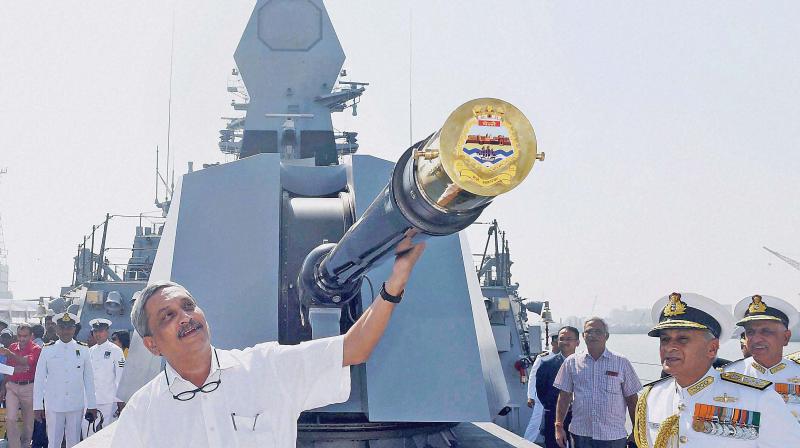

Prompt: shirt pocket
xmin=232 ymin=412 xmax=276 ymax=447
xmin=604 ymin=374 xmax=623 ymax=394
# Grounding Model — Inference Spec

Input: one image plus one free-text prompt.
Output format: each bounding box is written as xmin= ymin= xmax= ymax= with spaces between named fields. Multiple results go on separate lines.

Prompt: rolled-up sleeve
xmin=553 ymin=356 xmax=573 ymax=393
xmin=271 ymin=335 xmax=351 ymax=413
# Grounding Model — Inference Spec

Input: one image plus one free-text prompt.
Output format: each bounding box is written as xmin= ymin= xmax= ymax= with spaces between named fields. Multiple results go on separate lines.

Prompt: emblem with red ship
xmin=462 ymin=113 xmax=514 ymax=168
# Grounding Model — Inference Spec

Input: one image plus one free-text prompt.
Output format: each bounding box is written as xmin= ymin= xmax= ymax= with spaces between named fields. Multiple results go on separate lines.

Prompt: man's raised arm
xmin=342 ymin=238 xmax=425 ymax=366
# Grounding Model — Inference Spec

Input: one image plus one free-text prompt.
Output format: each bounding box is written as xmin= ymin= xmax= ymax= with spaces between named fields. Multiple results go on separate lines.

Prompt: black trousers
xmin=541 ymin=409 xmax=571 ymax=448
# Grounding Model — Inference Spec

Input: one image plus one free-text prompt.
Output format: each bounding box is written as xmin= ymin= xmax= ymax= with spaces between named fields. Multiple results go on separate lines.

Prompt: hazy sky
xmin=1 ymin=1 xmax=798 ymax=320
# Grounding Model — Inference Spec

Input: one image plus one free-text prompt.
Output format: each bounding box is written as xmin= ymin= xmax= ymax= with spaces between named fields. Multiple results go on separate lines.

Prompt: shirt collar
xmin=580 ymin=348 xmax=611 ymax=360
xmin=751 ymin=358 xmax=786 ymax=374
xmin=164 ymin=346 xmax=238 ymax=386
xmin=676 ymin=367 xmax=716 ymax=396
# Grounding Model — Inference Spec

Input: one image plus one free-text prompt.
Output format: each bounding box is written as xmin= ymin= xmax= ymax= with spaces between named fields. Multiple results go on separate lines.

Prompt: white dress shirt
xmin=89 ymin=340 xmax=125 ymax=405
xmin=109 ymin=335 xmax=350 ymax=448
xmin=33 ymin=339 xmax=97 ymax=412
xmin=638 ymin=367 xmax=800 ymax=447
xmin=723 ymin=355 xmax=800 ymax=424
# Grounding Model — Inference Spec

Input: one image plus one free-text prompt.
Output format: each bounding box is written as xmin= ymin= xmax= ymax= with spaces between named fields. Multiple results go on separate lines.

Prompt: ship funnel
xmin=299 ymin=98 xmax=542 ymax=309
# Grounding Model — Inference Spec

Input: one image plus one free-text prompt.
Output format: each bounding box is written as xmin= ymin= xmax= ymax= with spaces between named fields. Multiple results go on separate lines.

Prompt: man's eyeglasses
xmin=164 ymin=349 xmax=222 ymax=401
xmin=583 ymin=329 xmax=607 ymax=336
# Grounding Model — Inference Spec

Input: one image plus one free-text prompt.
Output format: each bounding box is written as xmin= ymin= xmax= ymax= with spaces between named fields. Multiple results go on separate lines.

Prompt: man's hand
xmin=555 ymin=424 xmax=568 ymax=448
xmin=115 ymin=402 xmax=126 ymax=418
xmin=527 ymin=398 xmax=535 ymax=408
xmin=13 ymin=364 xmax=29 ymax=374
xmin=86 ymin=408 xmax=98 ymax=420
xmin=35 ymin=410 xmax=44 ymax=422
xmin=0 ymin=347 xmax=12 ymax=356
xmin=385 ymin=235 xmax=426 ymax=295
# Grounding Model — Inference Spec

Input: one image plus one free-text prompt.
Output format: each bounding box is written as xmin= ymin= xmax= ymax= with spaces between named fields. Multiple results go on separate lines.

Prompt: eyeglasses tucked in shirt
xmin=164 ymin=349 xmax=222 ymax=401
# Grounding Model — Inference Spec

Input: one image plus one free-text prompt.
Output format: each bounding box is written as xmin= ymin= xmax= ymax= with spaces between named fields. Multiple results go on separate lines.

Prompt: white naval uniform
xmin=722 ymin=354 xmax=800 ymax=424
xmin=33 ymin=339 xmax=97 ymax=448
xmin=83 ymin=340 xmax=125 ymax=436
xmin=635 ymin=367 xmax=800 ymax=447
xmin=524 ymin=351 xmax=555 ymax=442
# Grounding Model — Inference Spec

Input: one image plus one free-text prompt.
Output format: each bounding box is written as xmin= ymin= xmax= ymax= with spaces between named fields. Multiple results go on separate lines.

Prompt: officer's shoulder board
xmin=43 ymin=341 xmax=56 ymax=347
xmin=717 ymin=357 xmax=746 ymax=371
xmin=76 ymin=341 xmax=88 ymax=347
xmin=787 ymin=350 xmax=800 ymax=365
xmin=643 ymin=375 xmax=673 ymax=389
xmin=720 ymin=371 xmax=772 ymax=390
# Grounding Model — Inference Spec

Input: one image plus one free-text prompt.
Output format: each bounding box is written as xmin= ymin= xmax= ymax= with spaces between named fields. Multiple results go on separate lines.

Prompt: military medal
xmin=775 ymin=383 xmax=800 ymax=404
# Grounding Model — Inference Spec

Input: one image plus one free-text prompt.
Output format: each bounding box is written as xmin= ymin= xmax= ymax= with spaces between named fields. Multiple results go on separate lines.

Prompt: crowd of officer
xmin=525 ymin=293 xmax=800 ymax=448
xmin=0 ymin=313 xmax=128 ymax=448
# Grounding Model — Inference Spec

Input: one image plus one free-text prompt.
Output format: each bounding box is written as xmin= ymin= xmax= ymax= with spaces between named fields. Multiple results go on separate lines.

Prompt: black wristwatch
xmin=380 ymin=282 xmax=404 ymax=303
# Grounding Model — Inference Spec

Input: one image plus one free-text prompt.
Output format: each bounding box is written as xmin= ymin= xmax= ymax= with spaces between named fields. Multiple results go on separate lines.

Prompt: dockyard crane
xmin=763 ymin=246 xmax=800 ymax=272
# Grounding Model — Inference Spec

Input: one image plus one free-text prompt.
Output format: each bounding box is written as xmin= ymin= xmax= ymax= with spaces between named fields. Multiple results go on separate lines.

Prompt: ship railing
xmin=73 ymin=213 xmax=165 ymax=286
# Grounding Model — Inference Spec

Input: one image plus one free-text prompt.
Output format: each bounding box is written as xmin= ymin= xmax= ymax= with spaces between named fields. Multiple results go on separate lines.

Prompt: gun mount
xmin=299 ymin=98 xmax=543 ymax=315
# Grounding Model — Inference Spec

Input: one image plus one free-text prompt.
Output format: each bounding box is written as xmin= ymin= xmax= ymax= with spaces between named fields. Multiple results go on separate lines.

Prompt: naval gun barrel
xmin=298 ymin=98 xmax=544 ymax=308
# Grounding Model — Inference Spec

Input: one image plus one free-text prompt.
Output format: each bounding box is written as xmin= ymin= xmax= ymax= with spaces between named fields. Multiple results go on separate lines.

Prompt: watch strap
xmin=380 ymin=282 xmax=403 ymax=303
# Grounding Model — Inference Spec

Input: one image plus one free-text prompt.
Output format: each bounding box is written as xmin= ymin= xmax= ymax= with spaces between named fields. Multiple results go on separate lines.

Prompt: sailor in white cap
xmin=633 ymin=292 xmax=800 ymax=447
xmin=33 ymin=312 xmax=98 ymax=448
xmin=83 ymin=318 xmax=124 ymax=437
xmin=722 ymin=295 xmax=800 ymax=424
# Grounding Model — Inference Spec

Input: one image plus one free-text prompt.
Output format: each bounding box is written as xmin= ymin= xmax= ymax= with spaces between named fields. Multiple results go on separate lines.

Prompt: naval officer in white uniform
xmin=633 ymin=292 xmax=800 ymax=448
xmin=83 ymin=318 xmax=125 ymax=437
xmin=722 ymin=295 xmax=800 ymax=424
xmin=33 ymin=312 xmax=98 ymax=448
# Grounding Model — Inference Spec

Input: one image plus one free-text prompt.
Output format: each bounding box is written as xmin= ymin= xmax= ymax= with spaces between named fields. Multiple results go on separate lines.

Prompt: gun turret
xmin=298 ymin=98 xmax=544 ymax=309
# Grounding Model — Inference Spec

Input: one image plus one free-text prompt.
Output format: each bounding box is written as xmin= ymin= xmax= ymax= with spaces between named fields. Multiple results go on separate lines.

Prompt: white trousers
xmin=524 ymin=403 xmax=544 ymax=443
xmin=82 ymin=403 xmax=116 ymax=437
xmin=44 ymin=409 xmax=83 ymax=448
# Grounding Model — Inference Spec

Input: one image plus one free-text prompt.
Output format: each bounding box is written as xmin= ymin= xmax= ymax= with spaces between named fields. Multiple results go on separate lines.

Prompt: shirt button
xmin=678 ymin=403 xmax=686 ymax=411
xmin=679 ymin=436 xmax=688 ymax=443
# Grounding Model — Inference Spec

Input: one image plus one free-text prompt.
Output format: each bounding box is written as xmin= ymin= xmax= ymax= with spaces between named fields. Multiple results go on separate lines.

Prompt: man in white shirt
xmin=84 ymin=318 xmax=125 ymax=437
xmin=525 ymin=334 xmax=559 ymax=443
xmin=104 ymin=238 xmax=425 ymax=447
xmin=33 ymin=312 xmax=97 ymax=448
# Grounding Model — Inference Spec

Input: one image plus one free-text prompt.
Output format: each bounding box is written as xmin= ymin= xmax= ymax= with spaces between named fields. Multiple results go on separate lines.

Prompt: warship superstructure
xmin=63 ymin=1 xmax=549 ymax=446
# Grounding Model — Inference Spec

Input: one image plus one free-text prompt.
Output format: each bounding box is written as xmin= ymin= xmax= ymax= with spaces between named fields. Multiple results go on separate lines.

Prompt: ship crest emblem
xmin=748 ymin=295 xmax=767 ymax=314
xmin=663 ymin=292 xmax=687 ymax=317
xmin=459 ymin=106 xmax=517 ymax=173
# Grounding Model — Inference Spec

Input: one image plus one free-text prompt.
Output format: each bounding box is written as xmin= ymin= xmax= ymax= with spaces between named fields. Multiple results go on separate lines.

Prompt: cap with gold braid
xmin=648 ymin=292 xmax=734 ymax=341
xmin=54 ymin=311 xmax=80 ymax=326
xmin=734 ymin=294 xmax=798 ymax=328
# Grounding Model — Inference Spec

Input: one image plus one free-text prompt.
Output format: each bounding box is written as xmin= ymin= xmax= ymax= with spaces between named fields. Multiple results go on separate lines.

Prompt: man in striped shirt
xmin=553 ymin=317 xmax=642 ymax=448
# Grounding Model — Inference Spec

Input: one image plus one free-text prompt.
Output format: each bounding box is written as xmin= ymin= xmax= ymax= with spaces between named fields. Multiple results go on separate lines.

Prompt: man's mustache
xmin=177 ymin=320 xmax=203 ymax=338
